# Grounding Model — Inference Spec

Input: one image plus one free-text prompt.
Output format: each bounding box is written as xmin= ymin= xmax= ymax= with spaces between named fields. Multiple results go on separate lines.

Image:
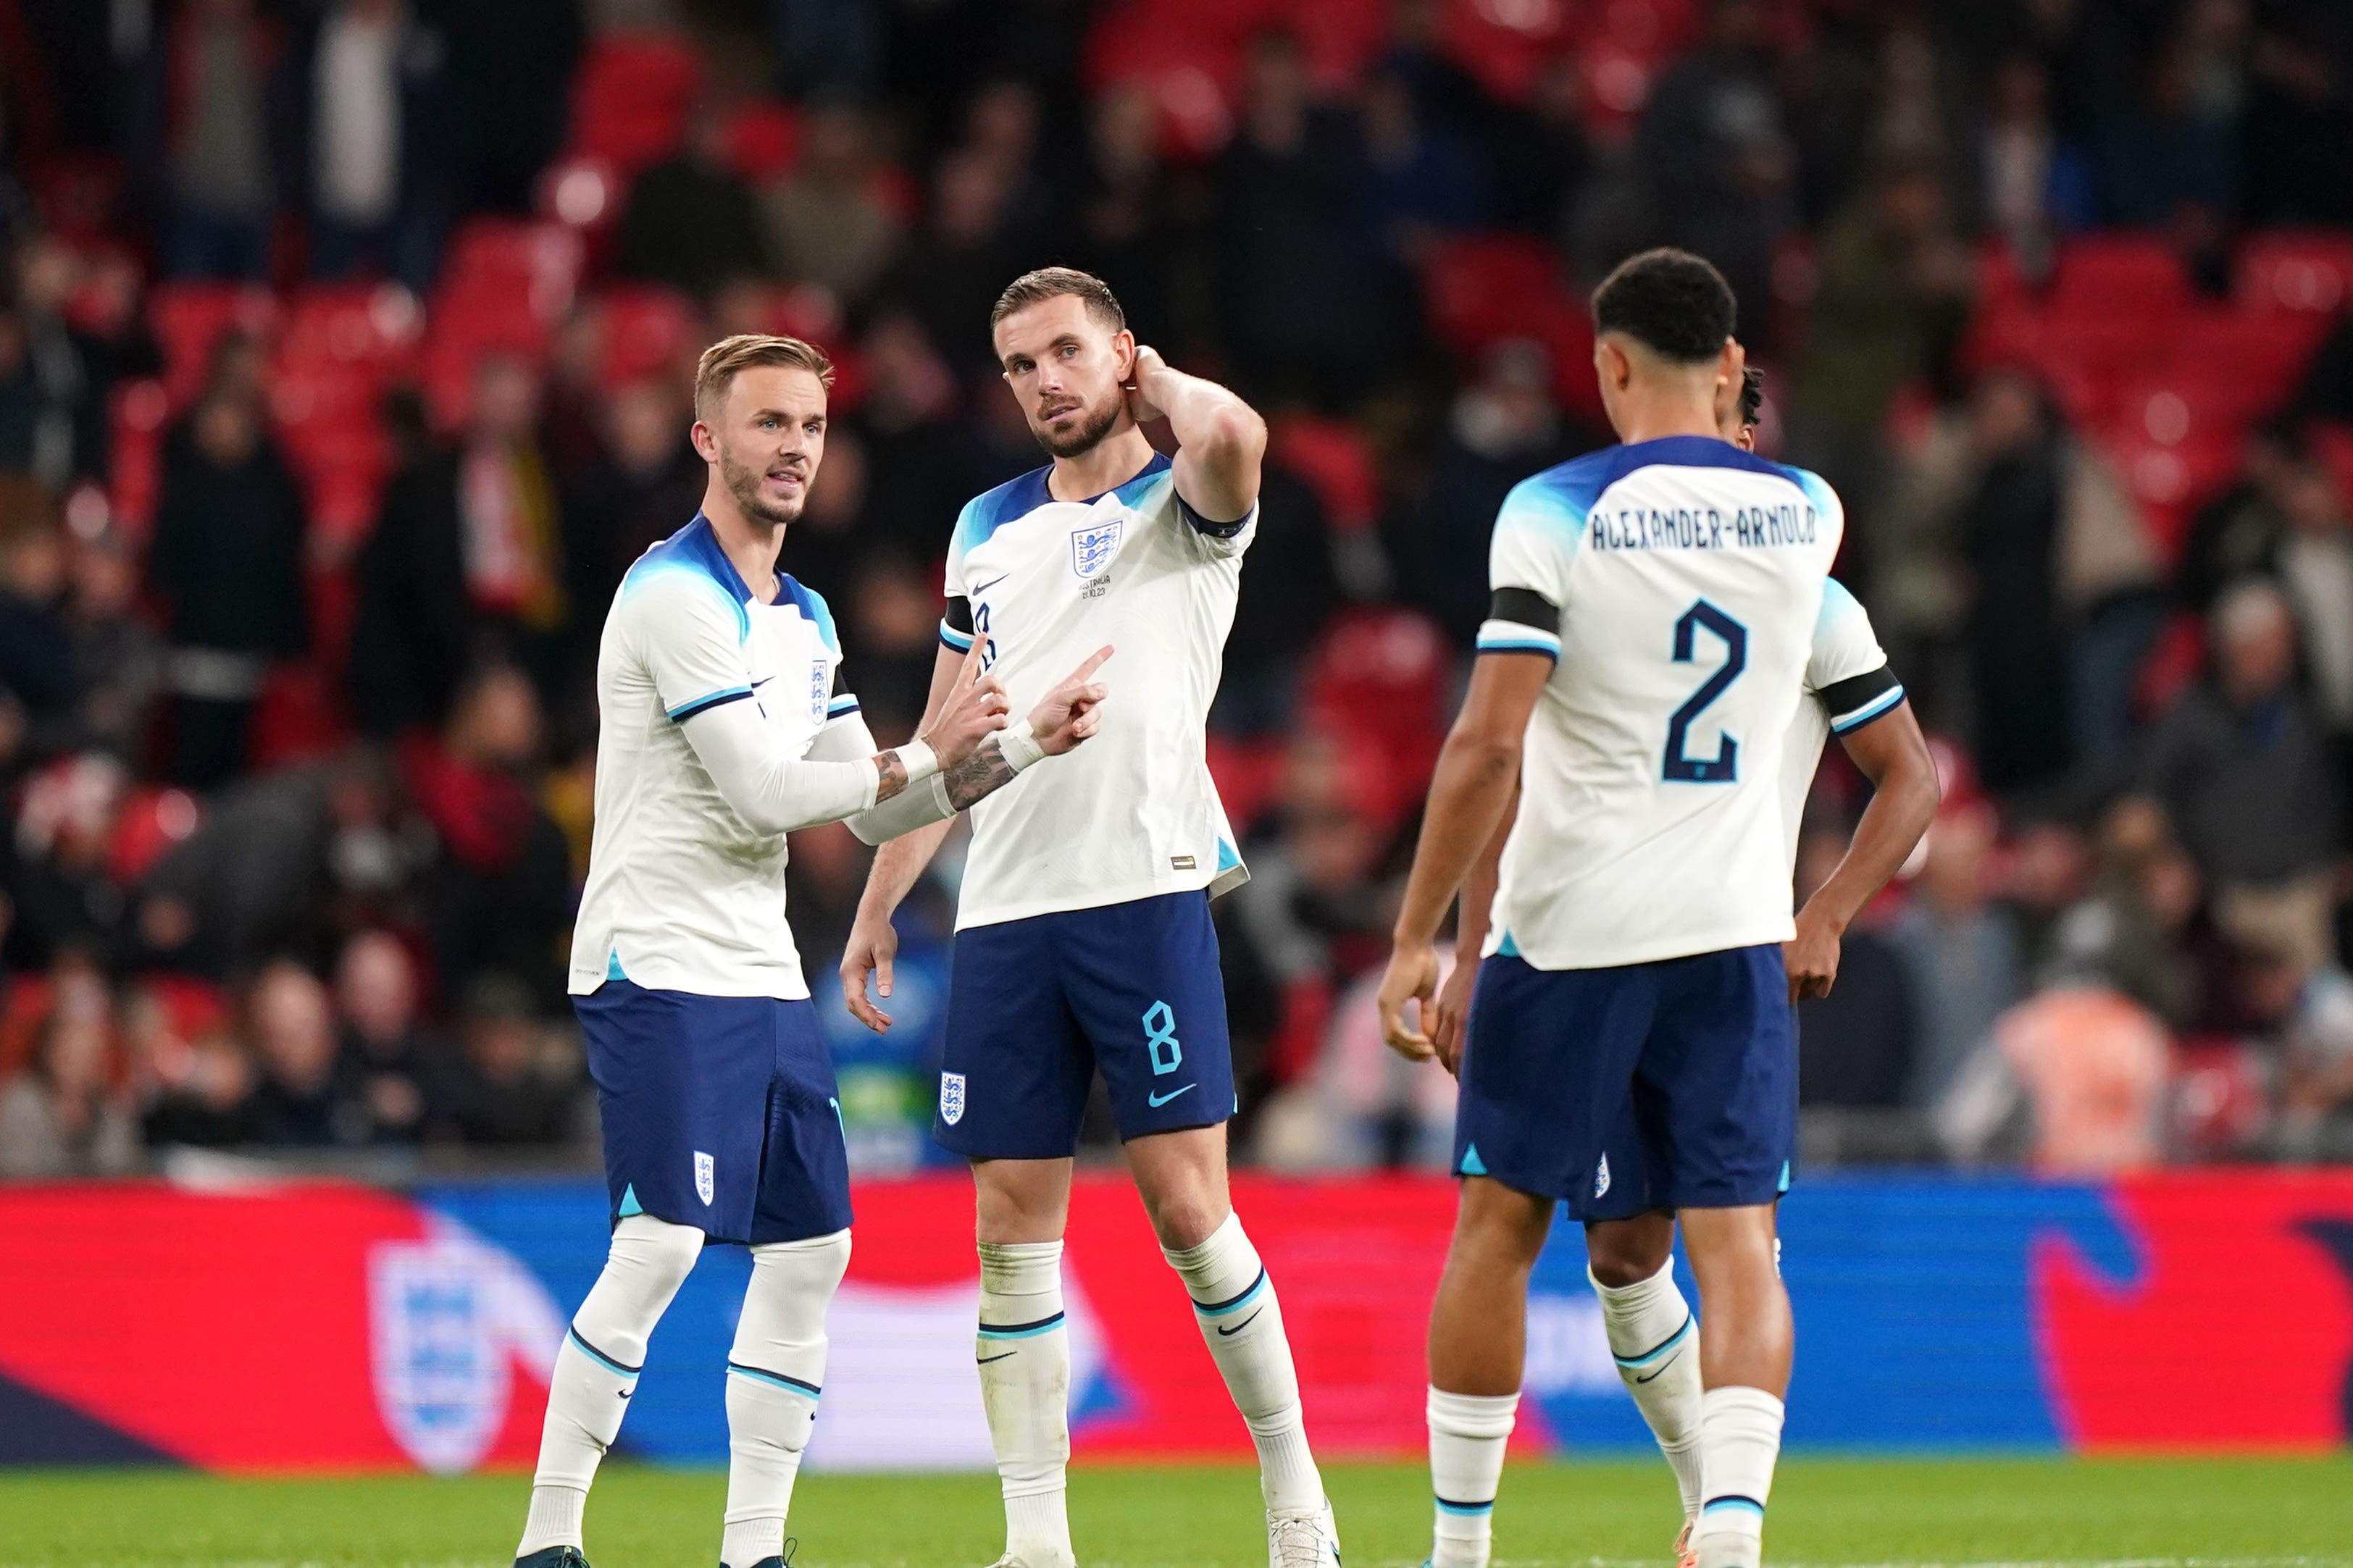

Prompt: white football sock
xmin=1694 ymin=1385 xmax=1784 ymax=1568
xmin=1590 ymin=1257 xmax=1703 ymax=1518
xmin=720 ymin=1228 xmax=850 ymax=1568
xmin=1163 ymin=1212 xmax=1324 ymax=1515
xmin=977 ymin=1239 xmax=1075 ymax=1568
xmin=518 ymin=1215 xmax=703 ymax=1558
xmin=1427 ymin=1387 xmax=1517 ymax=1568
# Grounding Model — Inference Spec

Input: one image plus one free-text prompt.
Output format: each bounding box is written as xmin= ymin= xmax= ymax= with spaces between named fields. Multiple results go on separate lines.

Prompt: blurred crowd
xmin=1 ymin=0 xmax=2352 ymax=1178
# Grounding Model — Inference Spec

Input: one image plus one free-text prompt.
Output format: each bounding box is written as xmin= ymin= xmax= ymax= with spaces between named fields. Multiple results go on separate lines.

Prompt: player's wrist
xmin=895 ymin=739 xmax=940 ymax=784
xmin=1000 ymin=718 xmax=1046 ymax=772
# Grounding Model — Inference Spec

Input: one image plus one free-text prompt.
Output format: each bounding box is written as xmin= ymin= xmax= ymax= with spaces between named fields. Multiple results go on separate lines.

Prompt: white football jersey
xmin=1479 ymin=436 xmax=1849 ymax=970
xmin=1776 ymin=579 xmax=1906 ymax=872
xmin=568 ymin=515 xmax=864 ymax=999
xmin=938 ymin=451 xmax=1253 ymax=930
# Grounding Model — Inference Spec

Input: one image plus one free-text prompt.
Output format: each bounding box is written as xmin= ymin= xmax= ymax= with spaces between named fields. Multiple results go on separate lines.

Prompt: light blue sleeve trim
xmin=1829 ymin=684 xmax=1907 ymax=734
xmin=1475 ymin=637 xmax=1562 ymax=661
xmin=826 ymin=694 xmax=862 ymax=716
xmin=666 ymin=684 xmax=753 ymax=722
xmin=938 ymin=621 xmax=976 ymax=653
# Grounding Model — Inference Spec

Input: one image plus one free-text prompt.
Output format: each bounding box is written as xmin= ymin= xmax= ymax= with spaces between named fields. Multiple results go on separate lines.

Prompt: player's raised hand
xmin=840 ymin=911 xmax=900 ymax=1032
xmin=1429 ymin=953 xmax=1479 ymax=1077
xmin=919 ymin=637 xmax=1010 ymax=768
xmin=1124 ymin=343 xmax=1168 ymax=425
xmin=1376 ymin=942 xmax=1442 ymax=1063
xmin=1784 ymin=902 xmax=1843 ymax=1005
xmin=1029 ymin=645 xmax=1113 ymax=755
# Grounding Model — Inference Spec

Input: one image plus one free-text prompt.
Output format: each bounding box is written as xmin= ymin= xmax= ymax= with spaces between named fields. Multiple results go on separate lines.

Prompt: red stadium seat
xmin=722 ymin=101 xmax=802 ymax=184
xmin=566 ymin=32 xmax=703 ymax=179
xmin=597 ymin=285 xmax=702 ymax=385
xmin=277 ymin=283 xmax=422 ymax=375
xmin=2047 ymin=235 xmax=2192 ymax=323
xmin=1300 ymin=607 xmax=1452 ymax=824
xmin=1270 ymin=414 xmax=1378 ymax=534
xmin=1420 ymin=232 xmax=1568 ymax=360
xmin=1205 ymin=734 xmax=1288 ymax=836
xmin=2235 ymin=230 xmax=2353 ymax=316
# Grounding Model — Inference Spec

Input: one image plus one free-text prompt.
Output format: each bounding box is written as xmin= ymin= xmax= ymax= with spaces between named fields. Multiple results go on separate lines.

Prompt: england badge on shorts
xmin=939 ymin=1071 xmax=967 ymax=1125
xmin=693 ymin=1151 xmax=715 ymax=1206
xmin=1071 ymin=520 xmax=1123 ymax=579
xmin=1595 ymin=1153 xmax=1611 ymax=1199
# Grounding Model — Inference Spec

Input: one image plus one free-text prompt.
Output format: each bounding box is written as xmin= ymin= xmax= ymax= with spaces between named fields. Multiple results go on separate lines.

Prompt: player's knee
xmin=1584 ymin=1215 xmax=1674 ymax=1288
xmin=612 ymin=1212 xmax=706 ymax=1295
xmin=1143 ymin=1189 xmax=1228 ymax=1252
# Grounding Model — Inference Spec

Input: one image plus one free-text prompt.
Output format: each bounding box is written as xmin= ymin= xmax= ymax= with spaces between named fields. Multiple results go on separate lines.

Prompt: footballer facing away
xmin=842 ymin=269 xmax=1342 ymax=1568
xmin=1377 ymin=253 xmax=1938 ymax=1568
xmin=514 ymin=334 xmax=1114 ymax=1568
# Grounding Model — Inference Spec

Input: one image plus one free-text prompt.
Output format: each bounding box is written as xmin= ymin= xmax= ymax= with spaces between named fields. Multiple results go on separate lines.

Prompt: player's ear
xmin=1113 ymin=330 xmax=1137 ymax=379
xmin=689 ymin=418 xmax=718 ymax=464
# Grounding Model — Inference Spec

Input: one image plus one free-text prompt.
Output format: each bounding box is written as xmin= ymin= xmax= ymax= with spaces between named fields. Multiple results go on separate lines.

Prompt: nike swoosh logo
xmin=971 ymin=573 xmax=1010 ymax=595
xmin=976 ymin=1352 xmax=1018 ymax=1364
xmin=1147 ymin=1083 xmax=1198 ymax=1108
xmin=1634 ymin=1350 xmax=1684 ymax=1385
xmin=1216 ymin=1309 xmax=1262 ymax=1337
xmin=617 ymin=1389 xmax=631 ymax=1399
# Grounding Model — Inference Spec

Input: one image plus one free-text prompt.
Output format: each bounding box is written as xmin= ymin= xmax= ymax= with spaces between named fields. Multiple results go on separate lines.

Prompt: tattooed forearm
xmin=872 ymin=750 xmax=910 ymax=803
xmin=943 ymin=736 xmax=1019 ymax=810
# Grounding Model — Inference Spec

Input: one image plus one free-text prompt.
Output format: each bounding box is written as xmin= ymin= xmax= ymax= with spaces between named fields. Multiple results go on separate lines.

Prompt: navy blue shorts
xmin=575 ymin=980 xmax=852 ymax=1246
xmin=935 ymin=891 xmax=1235 ymax=1158
xmin=1453 ymin=946 xmax=1796 ymax=1219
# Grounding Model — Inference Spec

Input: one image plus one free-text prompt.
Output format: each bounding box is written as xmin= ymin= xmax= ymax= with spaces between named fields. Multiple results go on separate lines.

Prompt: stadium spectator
xmin=9 ymin=233 xmax=111 ymax=487
xmin=5 ymin=754 xmax=132 ymax=972
xmin=1938 ymin=983 xmax=2173 ymax=1173
xmin=349 ymin=354 xmax=567 ymax=733
xmin=0 ymin=475 xmax=80 ymax=750
xmin=1892 ymin=801 xmax=2024 ymax=1110
xmin=1387 ymin=340 xmax=1585 ymax=650
xmin=757 ymin=100 xmax=903 ymax=308
xmin=293 ymin=0 xmax=453 ymax=294
xmin=332 ymin=928 xmax=443 ymax=1146
xmin=560 ymin=379 xmax=703 ymax=617
xmin=243 ymin=959 xmax=349 ymax=1147
xmin=147 ymin=382 xmax=309 ymax=789
xmin=879 ymin=148 xmax=1026 ymax=380
xmin=0 ymin=947 xmax=140 ymax=1177
xmin=614 ymin=101 xmax=770 ymax=301
xmin=1215 ymin=29 xmax=1390 ymax=404
xmin=1973 ymin=54 xmax=2094 ymax=281
xmin=2044 ymin=799 xmax=2215 ymax=1031
xmin=1361 ymin=64 xmax=1484 ymax=267
xmin=130 ymin=991 xmax=256 ymax=1149
xmin=161 ymin=0 xmax=285 ymax=281
xmin=1631 ymin=0 xmax=1796 ymax=341
xmin=1786 ymin=157 xmax=1974 ymax=582
xmin=2141 ymin=579 xmax=2345 ymax=973
xmin=1954 ymin=369 xmax=2077 ymax=793
xmin=63 ymin=522 xmax=164 ymax=766
xmin=436 ymin=969 xmax=580 ymax=1146
xmin=399 ymin=663 xmax=572 ymax=1006
xmin=1060 ymin=82 xmax=1176 ymax=342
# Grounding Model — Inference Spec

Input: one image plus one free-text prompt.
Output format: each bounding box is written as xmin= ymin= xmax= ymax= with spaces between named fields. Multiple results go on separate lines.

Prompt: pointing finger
xmin=1066 ymin=645 xmax=1114 ymax=683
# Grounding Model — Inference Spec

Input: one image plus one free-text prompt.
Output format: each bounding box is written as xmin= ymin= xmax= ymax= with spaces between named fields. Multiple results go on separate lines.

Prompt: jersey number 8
xmin=1663 ymin=599 xmax=1744 ymax=784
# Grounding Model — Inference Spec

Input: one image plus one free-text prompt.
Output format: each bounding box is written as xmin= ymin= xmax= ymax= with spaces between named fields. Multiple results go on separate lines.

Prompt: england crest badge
xmin=808 ymin=660 xmax=829 ymax=724
xmin=694 ymin=1150 xmax=716 ymax=1206
xmin=940 ymin=1071 xmax=967 ymax=1125
xmin=1070 ymin=519 xmax=1123 ymax=579
xmin=1594 ymin=1153 xmax=1612 ymax=1199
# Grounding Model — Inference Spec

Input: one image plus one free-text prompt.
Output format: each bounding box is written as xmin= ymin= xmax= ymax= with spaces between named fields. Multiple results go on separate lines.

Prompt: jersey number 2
xmin=1663 ymin=599 xmax=1744 ymax=784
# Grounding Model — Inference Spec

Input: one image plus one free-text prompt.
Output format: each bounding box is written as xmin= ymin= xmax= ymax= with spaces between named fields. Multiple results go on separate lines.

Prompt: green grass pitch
xmin=1 ymin=1456 xmax=2347 ymax=1568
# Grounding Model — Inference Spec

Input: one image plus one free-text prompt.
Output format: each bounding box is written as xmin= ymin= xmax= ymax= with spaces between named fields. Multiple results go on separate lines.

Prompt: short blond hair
xmin=693 ymin=333 xmax=835 ymax=419
xmin=990 ymin=267 xmax=1125 ymax=332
